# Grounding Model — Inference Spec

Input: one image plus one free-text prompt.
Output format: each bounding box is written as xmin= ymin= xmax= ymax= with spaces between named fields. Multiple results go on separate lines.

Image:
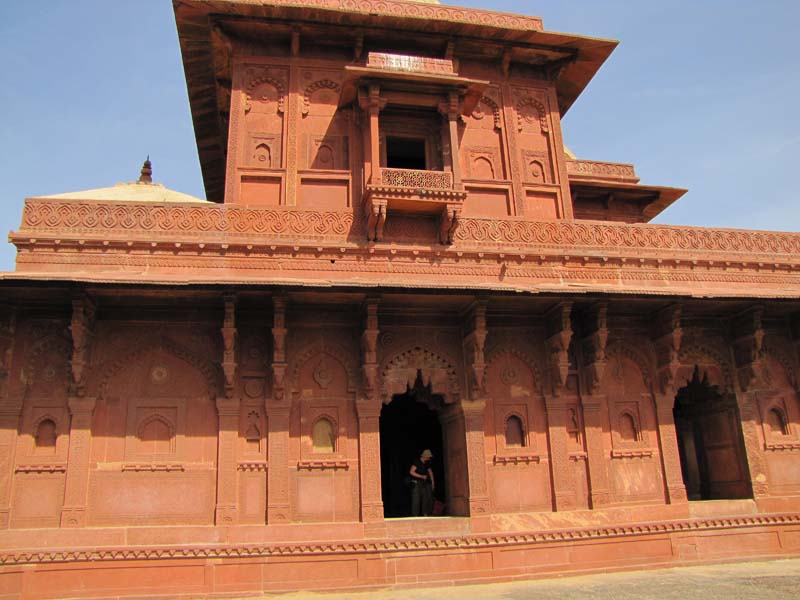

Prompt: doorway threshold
xmin=364 ymin=515 xmax=471 ymax=539
xmin=688 ymin=498 xmax=757 ymax=519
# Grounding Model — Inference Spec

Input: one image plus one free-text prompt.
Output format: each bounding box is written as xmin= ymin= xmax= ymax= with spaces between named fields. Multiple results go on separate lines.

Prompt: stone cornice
xmin=0 ymin=513 xmax=797 ymax=566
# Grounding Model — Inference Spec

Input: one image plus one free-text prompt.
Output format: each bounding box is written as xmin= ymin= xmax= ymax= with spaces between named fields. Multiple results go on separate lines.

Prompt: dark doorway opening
xmin=380 ymin=372 xmax=445 ymax=518
xmin=386 ymin=137 xmax=427 ymax=170
xmin=673 ymin=366 xmax=752 ymax=500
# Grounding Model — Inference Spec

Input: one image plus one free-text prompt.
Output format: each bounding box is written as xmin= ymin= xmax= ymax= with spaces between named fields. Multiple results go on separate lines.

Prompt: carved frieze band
xmin=1 ymin=513 xmax=796 ymax=566
xmin=261 ymin=0 xmax=543 ymax=31
xmin=18 ymin=200 xmax=800 ymax=262
xmin=566 ymin=160 xmax=637 ymax=181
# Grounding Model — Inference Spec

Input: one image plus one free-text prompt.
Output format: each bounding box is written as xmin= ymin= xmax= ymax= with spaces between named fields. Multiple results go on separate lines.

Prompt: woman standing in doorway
xmin=409 ymin=449 xmax=435 ymax=516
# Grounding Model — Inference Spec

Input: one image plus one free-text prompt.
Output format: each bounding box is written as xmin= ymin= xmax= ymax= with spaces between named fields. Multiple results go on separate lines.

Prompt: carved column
xmin=356 ymin=402 xmax=383 ymax=522
xmin=461 ymin=400 xmax=490 ymax=516
xmin=545 ymin=302 xmax=579 ymax=509
xmin=60 ymin=396 xmax=96 ymax=527
xmin=358 ymin=297 xmax=383 ymax=521
xmin=651 ymin=304 xmax=688 ymax=504
xmin=732 ymin=306 xmax=771 ymax=498
xmin=360 ymin=84 xmax=388 ymax=241
xmin=0 ymin=309 xmax=17 ymax=528
xmin=215 ymin=295 xmax=240 ymax=524
xmin=461 ymin=300 xmax=490 ymax=516
xmin=267 ymin=294 xmax=291 ymax=523
xmin=441 ymin=91 xmax=463 ymax=190
xmin=61 ymin=295 xmax=98 ymax=527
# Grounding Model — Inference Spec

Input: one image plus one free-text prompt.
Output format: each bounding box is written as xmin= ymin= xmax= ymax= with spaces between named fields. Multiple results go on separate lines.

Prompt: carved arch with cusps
xmin=287 ymin=340 xmax=358 ymax=397
xmin=96 ymin=336 xmax=219 ymax=399
xmin=677 ymin=339 xmax=734 ymax=393
xmin=244 ymin=72 xmax=286 ymax=114
xmin=605 ymin=340 xmax=654 ymax=392
xmin=379 ymin=345 xmax=460 ymax=404
xmin=484 ymin=344 xmax=543 ymax=395
xmin=516 ymin=96 xmax=549 ymax=133
xmin=302 ymin=79 xmax=341 ymax=116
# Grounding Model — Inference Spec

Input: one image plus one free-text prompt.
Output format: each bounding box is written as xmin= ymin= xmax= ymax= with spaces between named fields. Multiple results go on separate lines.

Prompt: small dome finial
xmin=138 ymin=156 xmax=153 ymax=184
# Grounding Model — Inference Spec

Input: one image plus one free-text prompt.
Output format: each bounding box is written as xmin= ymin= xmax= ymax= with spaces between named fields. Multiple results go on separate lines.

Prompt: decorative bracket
xmin=272 ymin=294 xmax=288 ymax=402
xmin=221 ymin=294 xmax=238 ymax=398
xmin=462 ymin=299 xmax=488 ymax=399
xmin=651 ymin=304 xmax=683 ymax=394
xmin=361 ymin=297 xmax=380 ymax=401
xmin=545 ymin=302 xmax=573 ymax=395
xmin=365 ymin=198 xmax=387 ymax=242
xmin=732 ymin=305 xmax=767 ymax=393
xmin=439 ymin=203 xmax=461 ymax=245
xmin=580 ymin=303 xmax=608 ymax=395
xmin=69 ymin=294 xmax=96 ymax=397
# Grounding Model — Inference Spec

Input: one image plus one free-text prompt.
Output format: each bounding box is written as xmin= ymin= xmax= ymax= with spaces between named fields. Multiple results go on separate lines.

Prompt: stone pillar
xmin=215 ymin=396 xmax=240 ymax=525
xmin=267 ymin=294 xmax=290 ymax=523
xmin=653 ymin=391 xmax=688 ymax=504
xmin=445 ymin=92 xmax=463 ymax=189
xmin=266 ymin=403 xmax=291 ymax=523
xmin=543 ymin=396 xmax=575 ymax=511
xmin=582 ymin=395 xmax=611 ymax=508
xmin=461 ymin=400 xmax=490 ymax=516
xmin=0 ymin=400 xmax=22 ymax=528
xmin=363 ymin=84 xmax=384 ymax=185
xmin=734 ymin=389 xmax=770 ymax=498
xmin=60 ymin=396 xmax=96 ymax=527
xmin=358 ymin=297 xmax=383 ymax=522
xmin=356 ymin=401 xmax=383 ymax=522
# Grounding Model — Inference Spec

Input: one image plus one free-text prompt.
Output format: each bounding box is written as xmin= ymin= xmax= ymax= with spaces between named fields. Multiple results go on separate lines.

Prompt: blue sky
xmin=0 ymin=1 xmax=797 ymax=271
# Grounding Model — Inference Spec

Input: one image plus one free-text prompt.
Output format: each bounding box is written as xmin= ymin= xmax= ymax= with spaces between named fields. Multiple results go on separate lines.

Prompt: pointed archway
xmin=379 ymin=373 xmax=445 ymax=518
xmin=673 ymin=366 xmax=752 ymax=500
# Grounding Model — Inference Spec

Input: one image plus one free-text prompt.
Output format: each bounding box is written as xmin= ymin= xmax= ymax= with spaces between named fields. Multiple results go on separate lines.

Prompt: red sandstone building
xmin=1 ymin=1 xmax=799 ymax=598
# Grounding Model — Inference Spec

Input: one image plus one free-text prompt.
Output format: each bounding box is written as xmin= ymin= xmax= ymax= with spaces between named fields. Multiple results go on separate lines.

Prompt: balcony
xmin=364 ymin=168 xmax=467 ymax=244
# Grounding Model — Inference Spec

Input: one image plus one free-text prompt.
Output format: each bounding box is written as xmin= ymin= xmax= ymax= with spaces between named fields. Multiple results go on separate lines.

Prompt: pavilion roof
xmin=173 ymin=0 xmax=617 ymax=202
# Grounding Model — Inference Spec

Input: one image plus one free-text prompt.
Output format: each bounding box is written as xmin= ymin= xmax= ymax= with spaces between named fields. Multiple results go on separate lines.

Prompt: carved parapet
xmin=651 ymin=304 xmax=683 ymax=394
xmin=367 ymin=52 xmax=456 ymax=76
xmin=566 ymin=159 xmax=639 ymax=183
xmin=580 ymin=303 xmax=608 ymax=395
xmin=732 ymin=306 xmax=767 ymax=392
xmin=69 ymin=295 xmax=96 ymax=397
xmin=545 ymin=302 xmax=573 ymax=394
xmin=462 ymin=299 xmax=488 ymax=399
xmin=221 ymin=294 xmax=238 ymax=398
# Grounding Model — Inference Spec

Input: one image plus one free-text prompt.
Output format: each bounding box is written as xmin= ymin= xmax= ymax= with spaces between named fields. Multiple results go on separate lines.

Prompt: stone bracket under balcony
xmin=364 ymin=168 xmax=466 ymax=244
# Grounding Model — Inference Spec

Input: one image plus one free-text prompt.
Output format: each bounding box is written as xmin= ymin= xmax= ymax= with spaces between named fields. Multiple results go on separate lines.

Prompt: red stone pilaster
xmin=544 ymin=396 xmax=575 ymax=511
xmin=267 ymin=294 xmax=290 ymax=523
xmin=734 ymin=389 xmax=770 ymax=498
xmin=60 ymin=396 xmax=96 ymax=527
xmin=356 ymin=401 xmax=383 ymax=522
xmin=653 ymin=391 xmax=688 ymax=504
xmin=266 ymin=403 xmax=291 ymax=523
xmin=215 ymin=396 xmax=241 ymax=525
xmin=461 ymin=400 xmax=490 ymax=516
xmin=0 ymin=400 xmax=22 ymax=528
xmin=582 ymin=395 xmax=611 ymax=508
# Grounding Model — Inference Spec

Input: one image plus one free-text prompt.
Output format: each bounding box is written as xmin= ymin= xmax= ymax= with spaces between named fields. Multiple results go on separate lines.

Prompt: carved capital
xmin=221 ymin=294 xmax=238 ymax=398
xmin=358 ymin=84 xmax=387 ymax=113
xmin=580 ymin=303 xmax=608 ymax=395
xmin=361 ymin=297 xmax=380 ymax=401
xmin=651 ymin=304 xmax=683 ymax=394
xmin=69 ymin=294 xmax=96 ymax=397
xmin=462 ymin=299 xmax=488 ymax=399
xmin=67 ymin=396 xmax=97 ymax=418
xmin=272 ymin=294 xmax=287 ymax=400
xmin=545 ymin=302 xmax=573 ymax=395
xmin=732 ymin=306 xmax=767 ymax=392
xmin=215 ymin=395 xmax=241 ymax=417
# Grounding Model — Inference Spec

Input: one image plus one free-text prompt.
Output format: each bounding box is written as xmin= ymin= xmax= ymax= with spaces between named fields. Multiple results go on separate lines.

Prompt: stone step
xmin=688 ymin=499 xmax=758 ymax=519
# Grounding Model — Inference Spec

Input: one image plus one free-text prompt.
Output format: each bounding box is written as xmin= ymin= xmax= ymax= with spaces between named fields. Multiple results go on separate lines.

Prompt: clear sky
xmin=0 ymin=1 xmax=797 ymax=271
